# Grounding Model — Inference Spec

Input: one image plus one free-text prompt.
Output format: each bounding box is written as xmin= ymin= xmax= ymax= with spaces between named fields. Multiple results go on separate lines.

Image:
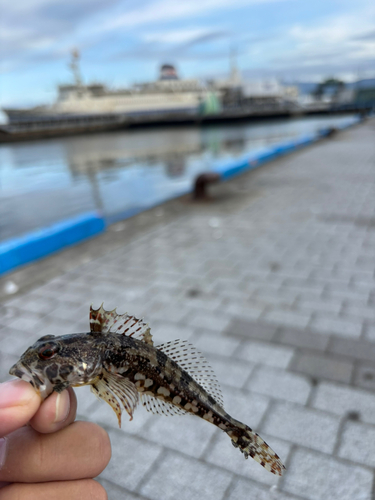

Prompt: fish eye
xmin=38 ymin=343 xmax=59 ymax=360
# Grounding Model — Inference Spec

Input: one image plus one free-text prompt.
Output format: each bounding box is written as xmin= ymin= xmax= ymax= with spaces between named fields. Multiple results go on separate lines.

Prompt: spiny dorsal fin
xmin=141 ymin=393 xmax=189 ymax=416
xmin=89 ymin=304 xmax=153 ymax=345
xmin=156 ymin=339 xmax=224 ymax=408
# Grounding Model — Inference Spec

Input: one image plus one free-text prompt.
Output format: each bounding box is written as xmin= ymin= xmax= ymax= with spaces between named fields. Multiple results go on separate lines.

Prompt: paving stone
xmin=191 ymin=330 xmax=241 ymax=357
xmin=185 ymin=311 xmax=231 ymax=334
xmin=14 ymin=295 xmax=59 ymax=316
xmin=283 ymin=448 xmax=373 ymax=500
xmin=0 ymin=327 xmax=34 ymax=356
xmin=328 ymin=337 xmax=375 ymax=363
xmin=147 ymin=302 xmax=193 ymax=324
xmin=338 ymin=420 xmax=375 ymax=467
xmin=248 ymin=366 xmax=311 ymax=404
xmin=44 ymin=302 xmax=88 ymax=324
xmin=98 ymin=479 xmax=146 ymax=500
xmin=100 ymin=430 xmax=163 ymax=491
xmin=263 ymin=309 xmax=311 ymax=329
xmin=221 ymin=387 xmax=270 ymax=430
xmin=236 ymin=340 xmax=294 ymax=369
xmin=226 ymin=478 xmax=298 ymax=500
xmin=224 ymin=317 xmax=278 ymax=341
xmin=276 ymin=326 xmax=330 ymax=351
xmin=206 ymin=432 xmax=290 ymax=487
xmin=296 ymin=297 xmax=343 ymax=315
xmin=223 ymin=302 xmax=265 ymax=321
xmin=343 ymin=305 xmax=375 ymax=321
xmin=139 ymin=452 xmax=233 ymax=500
xmin=253 ymin=288 xmax=298 ymax=307
xmin=209 ymin=356 xmax=255 ymax=389
xmin=5 ymin=311 xmax=44 ymax=332
xmin=313 ymin=382 xmax=375 ymax=425
xmin=0 ymin=353 xmax=18 ymax=382
xmin=353 ymin=362 xmax=375 ymax=391
xmin=290 ymin=351 xmax=353 ymax=384
xmin=310 ymin=315 xmax=363 ymax=338
xmin=364 ymin=323 xmax=375 ymax=341
xmin=262 ymin=402 xmax=340 ymax=453
xmin=150 ymin=321 xmax=196 ymax=344
xmin=142 ymin=413 xmax=216 ymax=458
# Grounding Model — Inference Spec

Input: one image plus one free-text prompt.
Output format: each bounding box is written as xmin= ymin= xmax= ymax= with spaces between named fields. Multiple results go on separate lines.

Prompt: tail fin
xmin=228 ymin=425 xmax=286 ymax=476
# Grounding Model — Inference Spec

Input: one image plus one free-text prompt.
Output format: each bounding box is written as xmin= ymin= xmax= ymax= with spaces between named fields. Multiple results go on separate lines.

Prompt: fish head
xmin=9 ymin=333 xmax=103 ymax=399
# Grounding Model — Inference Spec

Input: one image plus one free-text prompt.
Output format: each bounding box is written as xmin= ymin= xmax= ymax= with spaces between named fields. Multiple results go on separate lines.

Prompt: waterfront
xmin=1 ymin=119 xmax=375 ymax=500
xmin=0 ymin=114 xmax=357 ymax=242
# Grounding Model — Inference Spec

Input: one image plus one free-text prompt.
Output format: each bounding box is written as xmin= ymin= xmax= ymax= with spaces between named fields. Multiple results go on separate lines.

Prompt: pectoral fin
xmin=91 ymin=372 xmax=139 ymax=427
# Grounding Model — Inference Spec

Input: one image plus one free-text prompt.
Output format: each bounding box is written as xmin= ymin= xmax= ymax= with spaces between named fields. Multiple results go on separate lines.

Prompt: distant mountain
xmin=347 ymin=79 xmax=375 ymax=90
xmin=289 ymin=79 xmax=375 ymax=95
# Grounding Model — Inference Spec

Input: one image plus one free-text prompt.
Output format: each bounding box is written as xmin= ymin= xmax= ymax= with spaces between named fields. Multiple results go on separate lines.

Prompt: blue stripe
xmin=213 ymin=118 xmax=360 ymax=181
xmin=0 ymin=212 xmax=105 ymax=276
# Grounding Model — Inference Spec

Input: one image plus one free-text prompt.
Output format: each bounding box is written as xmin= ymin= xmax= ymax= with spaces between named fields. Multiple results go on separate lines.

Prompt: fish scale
xmin=9 ymin=303 xmax=285 ymax=476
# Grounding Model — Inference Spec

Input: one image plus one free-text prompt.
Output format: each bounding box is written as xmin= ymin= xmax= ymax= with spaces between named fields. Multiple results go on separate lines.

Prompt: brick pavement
xmin=1 ymin=119 xmax=375 ymax=499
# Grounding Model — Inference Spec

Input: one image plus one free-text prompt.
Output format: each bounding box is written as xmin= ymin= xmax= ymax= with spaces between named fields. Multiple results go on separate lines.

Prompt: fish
xmin=9 ymin=304 xmax=285 ymax=476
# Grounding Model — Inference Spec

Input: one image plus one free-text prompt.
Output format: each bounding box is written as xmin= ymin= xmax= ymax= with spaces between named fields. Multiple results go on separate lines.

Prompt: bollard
xmin=192 ymin=172 xmax=220 ymax=200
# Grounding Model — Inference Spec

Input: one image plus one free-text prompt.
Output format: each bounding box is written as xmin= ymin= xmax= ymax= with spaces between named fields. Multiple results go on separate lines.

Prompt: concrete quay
xmin=1 ymin=118 xmax=375 ymax=500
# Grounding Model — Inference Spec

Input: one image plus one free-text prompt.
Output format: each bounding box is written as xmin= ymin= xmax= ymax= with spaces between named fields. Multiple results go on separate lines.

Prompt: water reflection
xmin=0 ymin=115 xmax=357 ymax=241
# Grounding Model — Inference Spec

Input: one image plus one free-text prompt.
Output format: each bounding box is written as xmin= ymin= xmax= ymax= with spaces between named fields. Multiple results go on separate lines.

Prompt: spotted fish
xmin=9 ymin=304 xmax=285 ymax=475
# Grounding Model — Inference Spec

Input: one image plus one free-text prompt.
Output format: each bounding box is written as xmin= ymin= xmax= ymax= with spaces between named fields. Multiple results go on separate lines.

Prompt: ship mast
xmin=70 ymin=49 xmax=83 ymax=88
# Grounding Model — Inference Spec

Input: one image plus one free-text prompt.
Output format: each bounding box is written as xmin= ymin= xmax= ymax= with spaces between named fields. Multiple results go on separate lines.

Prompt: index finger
xmin=0 ymin=380 xmax=41 ymax=437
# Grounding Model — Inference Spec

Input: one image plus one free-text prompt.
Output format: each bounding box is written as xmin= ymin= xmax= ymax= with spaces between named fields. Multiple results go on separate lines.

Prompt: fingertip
xmin=0 ymin=379 xmax=41 ymax=409
xmin=30 ymin=388 xmax=77 ymax=434
xmin=0 ymin=380 xmax=41 ymax=437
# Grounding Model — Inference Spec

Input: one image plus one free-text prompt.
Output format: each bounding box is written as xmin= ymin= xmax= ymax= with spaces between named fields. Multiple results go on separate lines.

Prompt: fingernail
xmin=0 ymin=379 xmax=36 ymax=409
xmin=0 ymin=438 xmax=7 ymax=471
xmin=54 ymin=390 xmax=70 ymax=423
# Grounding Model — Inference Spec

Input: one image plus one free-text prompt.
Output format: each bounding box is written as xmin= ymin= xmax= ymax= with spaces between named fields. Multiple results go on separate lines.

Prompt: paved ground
xmin=1 ymin=118 xmax=375 ymax=500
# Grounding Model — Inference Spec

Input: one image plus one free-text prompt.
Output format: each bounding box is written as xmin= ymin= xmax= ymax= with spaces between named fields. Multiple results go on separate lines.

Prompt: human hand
xmin=0 ymin=379 xmax=111 ymax=499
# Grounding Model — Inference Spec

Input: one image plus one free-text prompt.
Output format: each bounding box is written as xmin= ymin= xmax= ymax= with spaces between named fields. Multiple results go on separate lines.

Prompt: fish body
xmin=9 ymin=304 xmax=285 ymax=476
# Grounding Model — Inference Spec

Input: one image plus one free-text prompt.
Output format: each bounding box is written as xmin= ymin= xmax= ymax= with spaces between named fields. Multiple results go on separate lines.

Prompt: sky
xmin=0 ymin=0 xmax=375 ymax=107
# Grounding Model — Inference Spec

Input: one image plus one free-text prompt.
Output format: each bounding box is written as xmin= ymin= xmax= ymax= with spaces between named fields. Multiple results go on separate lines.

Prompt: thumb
xmin=0 ymin=380 xmax=41 ymax=437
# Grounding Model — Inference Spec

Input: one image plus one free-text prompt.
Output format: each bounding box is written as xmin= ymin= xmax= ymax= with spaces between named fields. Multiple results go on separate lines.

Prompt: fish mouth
xmin=9 ymin=362 xmax=53 ymax=399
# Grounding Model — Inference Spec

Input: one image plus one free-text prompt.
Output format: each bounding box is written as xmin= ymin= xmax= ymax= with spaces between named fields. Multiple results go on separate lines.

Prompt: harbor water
xmin=0 ymin=114 xmax=358 ymax=242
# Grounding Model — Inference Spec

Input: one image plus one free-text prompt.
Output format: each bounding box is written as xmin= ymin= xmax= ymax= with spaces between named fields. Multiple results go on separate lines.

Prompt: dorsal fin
xmin=140 ymin=393 xmax=189 ymax=416
xmin=156 ymin=339 xmax=224 ymax=408
xmin=89 ymin=304 xmax=153 ymax=345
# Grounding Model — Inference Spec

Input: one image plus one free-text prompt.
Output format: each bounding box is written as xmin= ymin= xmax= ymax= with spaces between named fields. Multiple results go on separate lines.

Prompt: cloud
xmin=0 ymin=0 xmax=120 ymax=67
xmin=97 ymin=0 xmax=286 ymax=33
xmin=106 ymin=27 xmax=232 ymax=64
xmin=352 ymin=29 xmax=375 ymax=41
xmin=260 ymin=6 xmax=375 ymax=78
xmin=142 ymin=28 xmax=229 ymax=46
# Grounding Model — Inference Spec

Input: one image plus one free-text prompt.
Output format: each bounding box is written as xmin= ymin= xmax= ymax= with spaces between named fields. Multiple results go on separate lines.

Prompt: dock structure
xmin=1 ymin=119 xmax=375 ymax=499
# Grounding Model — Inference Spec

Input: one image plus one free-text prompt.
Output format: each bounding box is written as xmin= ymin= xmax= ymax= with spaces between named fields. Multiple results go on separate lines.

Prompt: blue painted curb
xmin=212 ymin=117 xmax=361 ymax=181
xmin=0 ymin=212 xmax=106 ymax=276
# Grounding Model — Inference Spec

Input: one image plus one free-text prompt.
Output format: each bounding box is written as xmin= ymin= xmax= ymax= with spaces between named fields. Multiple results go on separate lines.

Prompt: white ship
xmin=3 ymin=51 xmax=217 ymax=123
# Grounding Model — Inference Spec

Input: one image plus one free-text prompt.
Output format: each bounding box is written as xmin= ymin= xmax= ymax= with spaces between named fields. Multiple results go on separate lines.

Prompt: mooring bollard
xmin=192 ymin=172 xmax=220 ymax=200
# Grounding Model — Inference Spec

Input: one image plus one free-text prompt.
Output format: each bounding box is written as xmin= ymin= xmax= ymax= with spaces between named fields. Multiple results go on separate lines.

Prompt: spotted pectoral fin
xmin=91 ymin=372 xmax=139 ymax=427
xmin=91 ymin=379 xmax=123 ymax=427
xmin=89 ymin=304 xmax=153 ymax=345
xmin=156 ymin=339 xmax=224 ymax=407
xmin=141 ymin=393 xmax=189 ymax=416
xmin=105 ymin=373 xmax=139 ymax=421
